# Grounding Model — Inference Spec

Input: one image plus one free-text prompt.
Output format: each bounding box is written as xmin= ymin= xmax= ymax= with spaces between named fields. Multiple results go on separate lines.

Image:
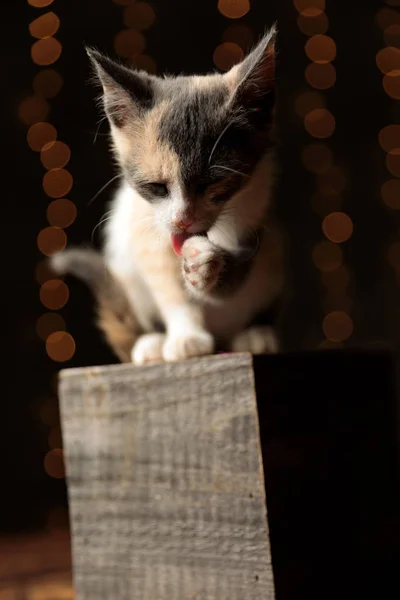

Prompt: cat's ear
xmin=225 ymin=26 xmax=276 ymax=121
xmin=86 ymin=48 xmax=154 ymax=128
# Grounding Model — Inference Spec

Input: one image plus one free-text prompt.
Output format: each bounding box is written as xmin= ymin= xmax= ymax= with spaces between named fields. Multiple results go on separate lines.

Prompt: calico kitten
xmin=52 ymin=26 xmax=284 ymax=364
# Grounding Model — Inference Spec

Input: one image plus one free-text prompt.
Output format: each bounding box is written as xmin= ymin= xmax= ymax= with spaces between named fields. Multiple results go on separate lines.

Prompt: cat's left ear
xmin=225 ymin=26 xmax=276 ymax=121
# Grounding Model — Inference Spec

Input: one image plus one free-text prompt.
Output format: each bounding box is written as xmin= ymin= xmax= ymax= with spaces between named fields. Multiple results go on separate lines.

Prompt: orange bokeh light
xmin=384 ymin=24 xmax=400 ymax=47
xmin=312 ymin=240 xmax=343 ymax=272
xmin=302 ymin=143 xmax=333 ymax=174
xmin=294 ymin=91 xmax=326 ymax=117
xmin=41 ymin=141 xmax=71 ymax=170
xmin=46 ymin=331 xmax=76 ymax=362
xmin=114 ymin=29 xmax=146 ymax=58
xmin=376 ymin=8 xmax=400 ymax=30
xmin=40 ymin=279 xmax=69 ymax=310
xmin=44 ymin=448 xmax=65 ymax=479
xmin=305 ymin=35 xmax=336 ymax=63
xmin=323 ymin=311 xmax=353 ymax=342
xmin=305 ymin=108 xmax=335 ymax=138
xmin=297 ymin=11 xmax=328 ymax=36
xmin=213 ymin=42 xmax=244 ymax=71
xmin=305 ymin=62 xmax=336 ymax=89
xmin=317 ymin=166 xmax=347 ymax=193
xmin=218 ymin=0 xmax=251 ymax=19
xmin=311 ymin=191 xmax=342 ymax=217
xmin=48 ymin=427 xmax=63 ymax=450
xmin=18 ymin=95 xmax=49 ymax=126
xmin=31 ymin=37 xmax=62 ymax=66
xmin=29 ymin=12 xmax=60 ymax=39
xmin=383 ymin=70 xmax=400 ymax=99
xmin=321 ymin=265 xmax=351 ymax=290
xmin=33 ymin=69 xmax=63 ymax=99
xmin=294 ymin=0 xmax=325 ymax=14
xmin=37 ymin=227 xmax=67 ymax=256
xmin=376 ymin=47 xmax=400 ymax=74
xmin=124 ymin=2 xmax=156 ymax=30
xmin=381 ymin=179 xmax=400 ymax=209
xmin=36 ymin=312 xmax=66 ymax=341
xmin=223 ymin=24 xmax=254 ymax=51
xmin=28 ymin=0 xmax=53 ymax=6
xmin=379 ymin=124 xmax=400 ymax=152
xmin=47 ymin=199 xmax=77 ymax=228
xmin=43 ymin=169 xmax=73 ymax=198
xmin=131 ymin=54 xmax=157 ymax=74
xmin=27 ymin=122 xmax=57 ymax=152
xmin=322 ymin=212 xmax=353 ymax=243
xmin=386 ymin=149 xmax=400 ymax=176
xmin=35 ymin=259 xmax=59 ymax=285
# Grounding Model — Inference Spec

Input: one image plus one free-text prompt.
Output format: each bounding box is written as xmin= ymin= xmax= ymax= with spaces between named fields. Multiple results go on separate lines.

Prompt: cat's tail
xmin=50 ymin=248 xmax=138 ymax=363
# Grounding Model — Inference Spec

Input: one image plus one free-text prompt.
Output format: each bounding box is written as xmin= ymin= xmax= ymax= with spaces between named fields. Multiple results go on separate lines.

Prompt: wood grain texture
xmin=59 ymin=354 xmax=275 ymax=600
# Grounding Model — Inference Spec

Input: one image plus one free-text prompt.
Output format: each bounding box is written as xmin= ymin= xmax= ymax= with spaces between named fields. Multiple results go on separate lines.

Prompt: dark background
xmin=2 ymin=0 xmax=400 ymax=569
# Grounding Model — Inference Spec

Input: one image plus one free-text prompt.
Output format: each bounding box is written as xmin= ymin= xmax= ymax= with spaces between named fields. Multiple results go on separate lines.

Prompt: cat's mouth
xmin=171 ymin=231 xmax=207 ymax=256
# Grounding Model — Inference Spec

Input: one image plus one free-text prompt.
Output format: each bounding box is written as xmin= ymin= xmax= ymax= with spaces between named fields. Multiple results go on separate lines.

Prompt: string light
xmin=114 ymin=1 xmax=157 ymax=73
xmin=295 ymin=0 xmax=354 ymax=346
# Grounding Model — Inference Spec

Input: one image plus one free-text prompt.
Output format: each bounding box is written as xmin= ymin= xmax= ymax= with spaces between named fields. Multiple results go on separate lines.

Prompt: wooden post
xmin=60 ymin=354 xmax=275 ymax=600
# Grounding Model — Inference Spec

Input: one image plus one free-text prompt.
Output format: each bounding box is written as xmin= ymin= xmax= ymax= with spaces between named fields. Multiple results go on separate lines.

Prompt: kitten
xmin=52 ymin=26 xmax=284 ymax=364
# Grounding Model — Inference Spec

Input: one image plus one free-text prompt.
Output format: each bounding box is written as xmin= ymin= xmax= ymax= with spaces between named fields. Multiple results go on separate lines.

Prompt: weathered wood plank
xmin=60 ymin=354 xmax=275 ymax=600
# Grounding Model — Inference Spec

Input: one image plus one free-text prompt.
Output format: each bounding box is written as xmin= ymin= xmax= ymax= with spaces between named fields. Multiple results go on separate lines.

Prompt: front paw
xmin=181 ymin=236 xmax=223 ymax=296
xmin=231 ymin=326 xmax=279 ymax=354
xmin=163 ymin=330 xmax=214 ymax=362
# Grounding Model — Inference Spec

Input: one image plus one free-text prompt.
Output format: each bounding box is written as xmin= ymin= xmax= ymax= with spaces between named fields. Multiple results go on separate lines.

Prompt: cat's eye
xmin=146 ymin=182 xmax=169 ymax=197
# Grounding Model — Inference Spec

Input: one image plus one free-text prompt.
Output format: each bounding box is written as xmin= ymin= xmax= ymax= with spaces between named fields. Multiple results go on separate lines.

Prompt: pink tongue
xmin=171 ymin=232 xmax=190 ymax=256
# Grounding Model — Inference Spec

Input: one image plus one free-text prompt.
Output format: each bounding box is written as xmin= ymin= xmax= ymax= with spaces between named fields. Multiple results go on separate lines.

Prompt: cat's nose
xmin=172 ymin=215 xmax=194 ymax=231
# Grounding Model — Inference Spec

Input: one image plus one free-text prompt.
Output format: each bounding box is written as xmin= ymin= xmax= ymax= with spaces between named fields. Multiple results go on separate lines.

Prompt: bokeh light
xmin=376 ymin=46 xmax=400 ymax=73
xmin=305 ymin=62 xmax=336 ymax=89
xmin=322 ymin=212 xmax=353 ymax=243
xmin=386 ymin=149 xmax=400 ymax=176
xmin=312 ymin=240 xmax=343 ymax=271
xmin=302 ymin=143 xmax=333 ymax=174
xmin=323 ymin=311 xmax=353 ymax=342
xmin=381 ymin=179 xmax=400 ymax=209
xmin=44 ymin=448 xmax=65 ymax=478
xmin=218 ymin=0 xmax=250 ymax=19
xmin=376 ymin=8 xmax=400 ymax=30
xmin=36 ymin=312 xmax=66 ymax=341
xmin=31 ymin=37 xmax=62 ymax=66
xmin=130 ymin=54 xmax=157 ymax=74
xmin=384 ymin=24 xmax=400 ymax=47
xmin=28 ymin=0 xmax=53 ymax=6
xmin=18 ymin=95 xmax=49 ymax=125
xmin=317 ymin=166 xmax=347 ymax=193
xmin=297 ymin=11 xmax=329 ymax=36
xmin=213 ymin=42 xmax=244 ymax=71
xmin=43 ymin=168 xmax=73 ymax=198
xmin=33 ymin=69 xmax=63 ymax=98
xmin=294 ymin=0 xmax=325 ymax=14
xmin=321 ymin=265 xmax=351 ymax=290
xmin=46 ymin=331 xmax=76 ymax=362
xmin=40 ymin=280 xmax=69 ymax=310
xmin=41 ymin=141 xmax=71 ymax=170
xmin=379 ymin=124 xmax=400 ymax=152
xmin=294 ymin=91 xmax=326 ymax=117
xmin=383 ymin=70 xmax=400 ymax=99
xmin=37 ymin=227 xmax=67 ymax=256
xmin=47 ymin=199 xmax=77 ymax=228
xmin=29 ymin=12 xmax=60 ymax=39
xmin=48 ymin=426 xmax=63 ymax=450
xmin=305 ymin=35 xmax=336 ymax=63
xmin=35 ymin=259 xmax=59 ymax=284
xmin=311 ymin=191 xmax=343 ymax=217
xmin=305 ymin=108 xmax=335 ymax=138
xmin=124 ymin=2 xmax=156 ymax=29
xmin=27 ymin=122 xmax=57 ymax=152
xmin=114 ymin=29 xmax=146 ymax=58
xmin=39 ymin=398 xmax=59 ymax=426
xmin=223 ymin=24 xmax=254 ymax=51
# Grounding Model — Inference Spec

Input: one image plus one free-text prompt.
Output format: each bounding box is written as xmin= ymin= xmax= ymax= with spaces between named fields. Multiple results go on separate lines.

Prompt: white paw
xmin=131 ymin=333 xmax=166 ymax=365
xmin=162 ymin=330 xmax=214 ymax=362
xmin=231 ymin=326 xmax=279 ymax=354
xmin=181 ymin=236 xmax=223 ymax=295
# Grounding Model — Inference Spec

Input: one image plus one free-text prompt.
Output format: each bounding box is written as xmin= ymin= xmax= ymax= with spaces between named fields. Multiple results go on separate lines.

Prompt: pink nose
xmin=173 ymin=216 xmax=194 ymax=231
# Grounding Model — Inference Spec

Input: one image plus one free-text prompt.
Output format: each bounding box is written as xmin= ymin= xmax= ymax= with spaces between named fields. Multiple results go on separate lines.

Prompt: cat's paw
xmin=231 ymin=326 xmax=279 ymax=354
xmin=163 ymin=329 xmax=214 ymax=362
xmin=131 ymin=333 xmax=166 ymax=365
xmin=181 ymin=236 xmax=223 ymax=296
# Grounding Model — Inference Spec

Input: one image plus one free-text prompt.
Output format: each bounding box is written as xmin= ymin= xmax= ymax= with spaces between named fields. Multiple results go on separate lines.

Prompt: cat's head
xmin=88 ymin=27 xmax=276 ymax=237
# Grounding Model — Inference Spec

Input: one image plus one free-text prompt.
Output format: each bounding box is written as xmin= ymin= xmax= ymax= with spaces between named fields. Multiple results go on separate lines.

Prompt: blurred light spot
xmin=36 ymin=312 xmax=66 ymax=341
xmin=305 ymin=62 xmax=336 ymax=89
xmin=223 ymin=24 xmax=254 ymax=51
xmin=312 ymin=240 xmax=343 ymax=271
xmin=18 ymin=95 xmax=49 ymax=125
xmin=305 ymin=35 xmax=336 ymax=63
xmin=213 ymin=42 xmax=244 ymax=71
xmin=319 ymin=340 xmax=343 ymax=349
xmin=44 ymin=448 xmax=65 ymax=478
xmin=39 ymin=398 xmax=59 ymax=426
xmin=323 ymin=295 xmax=353 ymax=315
xmin=218 ymin=0 xmax=250 ymax=19
xmin=28 ymin=0 xmax=54 ymax=6
xmin=294 ymin=0 xmax=325 ymax=14
xmin=114 ymin=29 xmax=146 ymax=58
xmin=40 ymin=279 xmax=69 ymax=310
xmin=29 ymin=12 xmax=60 ymax=39
xmin=297 ymin=11 xmax=329 ymax=36
xmin=305 ymin=108 xmax=335 ymax=138
xmin=376 ymin=8 xmax=400 ymax=30
xmin=43 ymin=168 xmax=73 ymax=198
xmin=33 ymin=69 xmax=63 ymax=99
xmin=379 ymin=124 xmax=400 ymax=152
xmin=31 ymin=37 xmax=62 ymax=66
xmin=35 ymin=259 xmax=61 ymax=285
xmin=27 ymin=122 xmax=57 ymax=152
xmin=386 ymin=149 xmax=400 ymax=176
xmin=46 ymin=331 xmax=76 ymax=362
xmin=311 ymin=191 xmax=343 ymax=217
xmin=321 ymin=265 xmax=351 ymax=290
xmin=130 ymin=54 xmax=157 ymax=73
xmin=302 ymin=143 xmax=333 ymax=174
xmin=294 ymin=91 xmax=326 ymax=117
xmin=317 ymin=166 xmax=347 ymax=193
xmin=47 ymin=506 xmax=69 ymax=530
xmin=381 ymin=179 xmax=400 ymax=209
xmin=322 ymin=212 xmax=353 ymax=243
xmin=37 ymin=226 xmax=67 ymax=256
xmin=384 ymin=24 xmax=400 ymax=47
xmin=47 ymin=199 xmax=77 ymax=228
xmin=323 ymin=311 xmax=353 ymax=342
xmin=41 ymin=141 xmax=71 ymax=170
xmin=376 ymin=47 xmax=400 ymax=73
xmin=383 ymin=69 xmax=400 ymax=99
xmin=48 ymin=426 xmax=63 ymax=449
xmin=124 ymin=2 xmax=156 ymax=29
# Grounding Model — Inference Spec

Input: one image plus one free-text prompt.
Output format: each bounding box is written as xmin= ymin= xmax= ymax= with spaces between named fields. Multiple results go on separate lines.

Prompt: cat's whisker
xmin=91 ymin=211 xmax=115 ymax=242
xmin=208 ymin=121 xmax=234 ymax=165
xmin=93 ymin=117 xmax=109 ymax=144
xmin=210 ymin=165 xmax=250 ymax=179
xmin=88 ymin=174 xmax=123 ymax=206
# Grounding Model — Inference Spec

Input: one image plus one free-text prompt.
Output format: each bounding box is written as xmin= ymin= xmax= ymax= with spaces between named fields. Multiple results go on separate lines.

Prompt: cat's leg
xmin=181 ymin=235 xmax=224 ymax=297
xmin=131 ymin=332 xmax=166 ymax=365
xmin=230 ymin=326 xmax=279 ymax=354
